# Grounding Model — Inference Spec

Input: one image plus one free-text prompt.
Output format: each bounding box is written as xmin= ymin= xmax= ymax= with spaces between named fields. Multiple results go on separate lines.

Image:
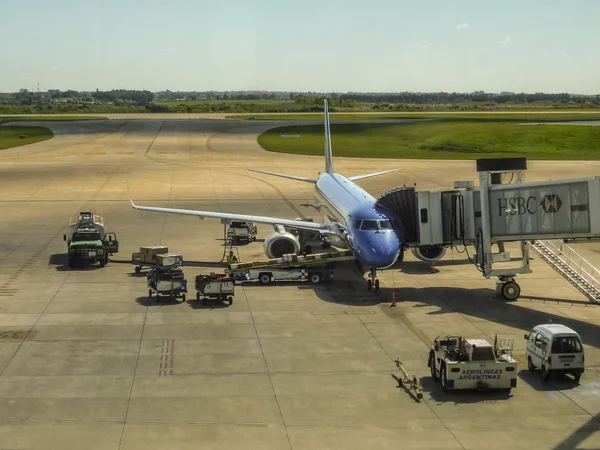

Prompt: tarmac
xmin=0 ymin=116 xmax=600 ymax=449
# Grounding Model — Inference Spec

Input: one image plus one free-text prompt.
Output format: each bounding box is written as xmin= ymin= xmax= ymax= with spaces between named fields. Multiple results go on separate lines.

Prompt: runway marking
xmin=158 ymin=339 xmax=175 ymax=376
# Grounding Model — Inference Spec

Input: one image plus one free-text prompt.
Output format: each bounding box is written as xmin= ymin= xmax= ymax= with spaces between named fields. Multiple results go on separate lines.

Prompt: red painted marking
xmin=169 ymin=339 xmax=175 ymax=375
xmin=571 ymin=204 xmax=588 ymax=212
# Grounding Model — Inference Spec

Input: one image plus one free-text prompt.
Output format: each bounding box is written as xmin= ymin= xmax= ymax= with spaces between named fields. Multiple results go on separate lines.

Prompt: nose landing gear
xmin=367 ymin=267 xmax=380 ymax=292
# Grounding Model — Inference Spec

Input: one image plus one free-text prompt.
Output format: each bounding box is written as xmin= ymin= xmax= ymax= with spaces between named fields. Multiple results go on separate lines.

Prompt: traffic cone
xmin=390 ymin=291 xmax=397 ymax=307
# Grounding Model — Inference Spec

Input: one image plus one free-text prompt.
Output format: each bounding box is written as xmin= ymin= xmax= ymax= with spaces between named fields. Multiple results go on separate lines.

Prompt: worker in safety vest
xmin=227 ymin=251 xmax=238 ymax=266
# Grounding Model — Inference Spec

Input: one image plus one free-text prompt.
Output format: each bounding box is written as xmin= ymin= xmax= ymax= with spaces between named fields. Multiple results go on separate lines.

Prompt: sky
xmin=1 ymin=0 xmax=599 ymax=94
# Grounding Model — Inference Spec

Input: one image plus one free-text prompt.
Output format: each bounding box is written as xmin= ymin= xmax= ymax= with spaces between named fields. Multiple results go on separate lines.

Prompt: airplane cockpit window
xmin=360 ymin=220 xmax=378 ymax=230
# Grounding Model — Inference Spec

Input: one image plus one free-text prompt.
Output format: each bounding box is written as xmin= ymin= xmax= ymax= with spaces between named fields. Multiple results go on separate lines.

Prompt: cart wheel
xmin=228 ymin=297 xmax=233 ymax=305
xmin=135 ymin=266 xmax=141 ymax=274
xmin=148 ymin=289 xmax=152 ymax=298
xmin=309 ymin=273 xmax=321 ymax=284
xmin=259 ymin=273 xmax=271 ymax=285
xmin=181 ymin=294 xmax=186 ymax=302
xmin=196 ymin=292 xmax=200 ymax=301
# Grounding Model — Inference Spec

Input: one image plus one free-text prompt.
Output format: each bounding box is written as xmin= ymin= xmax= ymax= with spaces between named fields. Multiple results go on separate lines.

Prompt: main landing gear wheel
xmin=501 ymin=281 xmax=521 ymax=301
xmin=367 ymin=279 xmax=372 ymax=291
xmin=374 ymin=279 xmax=380 ymax=291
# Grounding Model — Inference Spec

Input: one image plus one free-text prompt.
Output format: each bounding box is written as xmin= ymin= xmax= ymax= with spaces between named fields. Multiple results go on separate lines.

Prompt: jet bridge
xmin=377 ymin=158 xmax=600 ymax=302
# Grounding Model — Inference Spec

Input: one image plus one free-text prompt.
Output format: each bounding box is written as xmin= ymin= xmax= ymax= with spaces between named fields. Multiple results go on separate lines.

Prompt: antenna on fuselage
xmin=324 ymin=99 xmax=333 ymax=173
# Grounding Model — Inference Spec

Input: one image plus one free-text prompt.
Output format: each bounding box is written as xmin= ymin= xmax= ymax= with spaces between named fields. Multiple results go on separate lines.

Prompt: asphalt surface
xmin=0 ymin=116 xmax=599 ymax=450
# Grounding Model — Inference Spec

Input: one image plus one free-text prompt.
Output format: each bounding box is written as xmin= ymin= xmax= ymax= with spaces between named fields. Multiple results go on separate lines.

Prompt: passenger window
xmin=541 ymin=337 xmax=550 ymax=352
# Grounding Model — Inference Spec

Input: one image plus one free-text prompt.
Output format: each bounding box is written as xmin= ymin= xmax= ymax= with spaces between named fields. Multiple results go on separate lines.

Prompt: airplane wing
xmin=247 ymin=169 xmax=317 ymax=183
xmin=128 ymin=190 xmax=324 ymax=232
xmin=348 ymin=168 xmax=401 ymax=181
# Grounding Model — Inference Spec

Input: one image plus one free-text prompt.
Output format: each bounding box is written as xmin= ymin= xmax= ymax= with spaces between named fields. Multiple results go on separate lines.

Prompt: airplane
xmin=128 ymin=100 xmax=406 ymax=291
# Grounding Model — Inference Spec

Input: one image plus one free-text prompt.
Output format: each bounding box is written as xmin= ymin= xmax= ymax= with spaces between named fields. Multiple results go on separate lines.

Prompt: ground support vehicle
xmin=428 ymin=335 xmax=517 ymax=392
xmin=394 ymin=358 xmax=423 ymax=401
xmin=147 ymin=266 xmax=188 ymax=302
xmin=227 ymin=250 xmax=355 ymax=285
xmin=64 ymin=211 xmax=119 ymax=267
xmin=195 ymin=274 xmax=234 ymax=305
xmin=227 ymin=221 xmax=257 ymax=243
xmin=525 ymin=323 xmax=585 ymax=382
xmin=132 ymin=247 xmax=182 ymax=274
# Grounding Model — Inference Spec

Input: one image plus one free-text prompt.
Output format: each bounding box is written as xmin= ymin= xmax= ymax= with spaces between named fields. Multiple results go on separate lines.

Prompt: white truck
xmin=428 ymin=335 xmax=518 ymax=392
xmin=525 ymin=324 xmax=585 ymax=382
xmin=247 ymin=264 xmax=334 ymax=285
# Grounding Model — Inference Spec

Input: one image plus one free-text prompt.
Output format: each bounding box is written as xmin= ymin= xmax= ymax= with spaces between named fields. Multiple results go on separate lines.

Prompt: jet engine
xmin=411 ymin=245 xmax=446 ymax=262
xmin=264 ymin=231 xmax=301 ymax=259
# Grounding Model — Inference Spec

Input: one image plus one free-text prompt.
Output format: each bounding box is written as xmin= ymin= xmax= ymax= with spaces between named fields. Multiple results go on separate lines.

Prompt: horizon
xmin=1 ymin=1 xmax=599 ymax=94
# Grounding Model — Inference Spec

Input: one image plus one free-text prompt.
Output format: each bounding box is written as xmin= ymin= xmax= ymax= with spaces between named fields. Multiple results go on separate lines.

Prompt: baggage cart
xmin=147 ymin=267 xmax=188 ymax=302
xmin=195 ymin=274 xmax=234 ymax=305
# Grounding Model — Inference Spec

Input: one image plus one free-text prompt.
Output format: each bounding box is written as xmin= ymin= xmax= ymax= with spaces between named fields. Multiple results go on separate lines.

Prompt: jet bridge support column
xmin=476 ymin=158 xmax=530 ymax=300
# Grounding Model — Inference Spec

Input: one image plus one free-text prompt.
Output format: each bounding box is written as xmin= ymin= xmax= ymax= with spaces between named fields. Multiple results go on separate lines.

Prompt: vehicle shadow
xmin=48 ymin=253 xmax=104 ymax=272
xmin=187 ymin=299 xmax=232 ymax=310
xmin=418 ymin=375 xmax=513 ymax=403
xmin=135 ymin=296 xmax=185 ymax=307
xmin=517 ymin=369 xmax=580 ymax=391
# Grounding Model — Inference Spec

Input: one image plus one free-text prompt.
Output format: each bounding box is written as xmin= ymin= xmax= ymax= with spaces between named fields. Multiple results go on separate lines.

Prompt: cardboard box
xmin=139 ymin=246 xmax=169 ymax=264
xmin=156 ymin=253 xmax=183 ymax=266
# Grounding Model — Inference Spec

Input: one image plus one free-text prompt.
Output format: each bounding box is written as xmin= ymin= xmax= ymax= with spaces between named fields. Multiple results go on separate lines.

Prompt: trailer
xmin=195 ymin=274 xmax=234 ymax=305
xmin=226 ymin=250 xmax=355 ymax=285
xmin=245 ymin=264 xmax=335 ymax=285
xmin=227 ymin=221 xmax=257 ymax=243
xmin=132 ymin=248 xmax=182 ymax=274
xmin=428 ymin=335 xmax=517 ymax=392
xmin=147 ymin=266 xmax=188 ymax=302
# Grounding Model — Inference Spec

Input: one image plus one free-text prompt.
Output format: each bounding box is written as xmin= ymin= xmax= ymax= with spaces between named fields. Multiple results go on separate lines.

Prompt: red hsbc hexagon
xmin=540 ymin=194 xmax=562 ymax=213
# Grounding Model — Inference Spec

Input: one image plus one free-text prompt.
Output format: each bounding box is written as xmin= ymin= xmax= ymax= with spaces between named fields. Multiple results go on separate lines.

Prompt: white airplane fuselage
xmin=314 ymin=172 xmax=402 ymax=269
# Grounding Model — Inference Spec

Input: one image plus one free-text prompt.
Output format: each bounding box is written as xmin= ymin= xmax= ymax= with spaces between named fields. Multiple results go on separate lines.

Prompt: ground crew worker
xmin=227 ymin=251 xmax=238 ymax=266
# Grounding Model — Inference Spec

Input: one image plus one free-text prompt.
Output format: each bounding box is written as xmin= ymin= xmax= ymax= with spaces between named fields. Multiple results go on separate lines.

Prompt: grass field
xmin=258 ymin=121 xmax=600 ymax=160
xmin=0 ymin=126 xmax=54 ymax=150
xmin=0 ymin=116 xmax=107 ymax=124
xmin=230 ymin=112 xmax=600 ymax=121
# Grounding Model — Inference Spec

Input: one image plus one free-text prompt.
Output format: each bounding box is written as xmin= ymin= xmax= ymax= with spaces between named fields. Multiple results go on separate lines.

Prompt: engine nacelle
xmin=264 ymin=231 xmax=301 ymax=259
xmin=411 ymin=245 xmax=447 ymax=262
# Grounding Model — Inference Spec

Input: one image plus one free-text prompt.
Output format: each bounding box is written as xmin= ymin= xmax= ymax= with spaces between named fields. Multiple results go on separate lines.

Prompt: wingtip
xmin=125 ymin=181 xmax=136 ymax=208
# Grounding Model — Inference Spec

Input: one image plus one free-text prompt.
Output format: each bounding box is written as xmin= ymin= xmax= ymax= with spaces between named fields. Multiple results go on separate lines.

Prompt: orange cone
xmin=390 ymin=291 xmax=397 ymax=307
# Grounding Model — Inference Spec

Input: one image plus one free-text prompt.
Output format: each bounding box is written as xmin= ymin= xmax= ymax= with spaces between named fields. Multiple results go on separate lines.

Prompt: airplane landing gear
xmin=367 ymin=268 xmax=380 ymax=292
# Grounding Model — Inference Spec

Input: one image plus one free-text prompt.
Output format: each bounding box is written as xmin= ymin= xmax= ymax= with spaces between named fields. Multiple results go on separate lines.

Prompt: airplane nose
xmin=354 ymin=232 xmax=401 ymax=269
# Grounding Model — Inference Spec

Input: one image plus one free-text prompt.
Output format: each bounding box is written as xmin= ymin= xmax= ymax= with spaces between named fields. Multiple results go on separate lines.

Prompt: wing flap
xmin=348 ymin=168 xmax=401 ymax=181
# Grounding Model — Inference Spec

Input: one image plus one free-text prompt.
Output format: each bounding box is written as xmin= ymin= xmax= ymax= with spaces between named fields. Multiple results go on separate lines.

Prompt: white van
xmin=524 ymin=324 xmax=584 ymax=382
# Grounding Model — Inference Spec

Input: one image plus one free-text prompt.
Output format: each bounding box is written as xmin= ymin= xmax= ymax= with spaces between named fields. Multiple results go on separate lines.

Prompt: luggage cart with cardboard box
xmin=131 ymin=246 xmax=183 ymax=273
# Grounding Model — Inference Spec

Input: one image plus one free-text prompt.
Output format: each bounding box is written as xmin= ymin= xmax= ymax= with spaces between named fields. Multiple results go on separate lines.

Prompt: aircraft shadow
xmin=311 ymin=281 xmax=600 ymax=353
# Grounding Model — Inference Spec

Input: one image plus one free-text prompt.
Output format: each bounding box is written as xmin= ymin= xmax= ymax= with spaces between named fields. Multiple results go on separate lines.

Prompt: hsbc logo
xmin=498 ymin=194 xmax=564 ymax=216
xmin=540 ymin=194 xmax=562 ymax=213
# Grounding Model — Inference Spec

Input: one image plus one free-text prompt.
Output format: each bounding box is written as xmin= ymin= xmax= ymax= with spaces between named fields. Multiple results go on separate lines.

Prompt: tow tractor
xmin=428 ymin=335 xmax=517 ymax=392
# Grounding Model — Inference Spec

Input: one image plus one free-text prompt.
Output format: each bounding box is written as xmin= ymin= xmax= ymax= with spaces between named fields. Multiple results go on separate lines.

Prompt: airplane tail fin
xmin=324 ymin=99 xmax=333 ymax=173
